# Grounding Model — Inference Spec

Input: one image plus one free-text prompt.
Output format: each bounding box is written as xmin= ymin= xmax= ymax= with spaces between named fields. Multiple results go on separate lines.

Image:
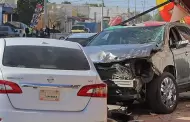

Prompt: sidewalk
xmin=108 ymin=92 xmax=190 ymax=122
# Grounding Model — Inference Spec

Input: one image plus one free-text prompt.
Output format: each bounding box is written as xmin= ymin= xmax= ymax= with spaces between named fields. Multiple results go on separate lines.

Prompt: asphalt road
xmin=108 ymin=92 xmax=190 ymax=122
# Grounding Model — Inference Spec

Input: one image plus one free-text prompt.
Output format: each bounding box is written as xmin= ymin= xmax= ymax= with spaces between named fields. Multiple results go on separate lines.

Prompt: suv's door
xmin=0 ymin=26 xmax=8 ymax=37
xmin=169 ymin=26 xmax=189 ymax=84
xmin=8 ymin=27 xmax=15 ymax=37
xmin=176 ymin=25 xmax=190 ymax=82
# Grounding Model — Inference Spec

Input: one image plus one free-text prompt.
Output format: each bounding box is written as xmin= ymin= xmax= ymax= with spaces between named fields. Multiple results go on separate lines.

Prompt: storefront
xmin=0 ymin=3 xmax=16 ymax=25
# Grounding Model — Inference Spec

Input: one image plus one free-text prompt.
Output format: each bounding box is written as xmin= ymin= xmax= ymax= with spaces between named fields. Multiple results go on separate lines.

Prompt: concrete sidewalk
xmin=108 ymin=92 xmax=190 ymax=122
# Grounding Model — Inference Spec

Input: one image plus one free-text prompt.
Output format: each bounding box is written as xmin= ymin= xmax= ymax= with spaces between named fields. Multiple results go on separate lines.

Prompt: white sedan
xmin=0 ymin=38 xmax=107 ymax=122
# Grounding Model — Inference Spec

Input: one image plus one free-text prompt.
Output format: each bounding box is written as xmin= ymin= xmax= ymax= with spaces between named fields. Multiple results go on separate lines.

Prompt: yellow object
xmin=29 ymin=28 xmax=32 ymax=34
xmin=180 ymin=18 xmax=185 ymax=23
xmin=71 ymin=30 xmax=85 ymax=33
xmin=72 ymin=9 xmax=77 ymax=16
xmin=156 ymin=0 xmax=168 ymax=11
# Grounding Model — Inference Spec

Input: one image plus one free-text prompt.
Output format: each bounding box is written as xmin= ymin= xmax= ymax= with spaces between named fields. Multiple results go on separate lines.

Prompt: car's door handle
xmin=185 ymin=52 xmax=188 ymax=56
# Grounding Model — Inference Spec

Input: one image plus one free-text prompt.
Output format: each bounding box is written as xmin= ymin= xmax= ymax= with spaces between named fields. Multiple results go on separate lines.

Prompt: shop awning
xmin=0 ymin=3 xmax=17 ymax=14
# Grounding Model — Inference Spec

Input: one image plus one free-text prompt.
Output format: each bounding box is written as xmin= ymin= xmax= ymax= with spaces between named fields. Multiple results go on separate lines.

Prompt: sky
xmin=50 ymin=0 xmax=157 ymax=12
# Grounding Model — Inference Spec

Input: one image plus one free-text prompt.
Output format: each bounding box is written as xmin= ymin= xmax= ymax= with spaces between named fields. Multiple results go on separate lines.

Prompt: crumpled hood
xmin=84 ymin=43 xmax=157 ymax=63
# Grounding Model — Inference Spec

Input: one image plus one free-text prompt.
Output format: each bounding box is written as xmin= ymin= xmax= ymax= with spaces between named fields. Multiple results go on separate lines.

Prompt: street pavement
xmin=108 ymin=92 xmax=190 ymax=122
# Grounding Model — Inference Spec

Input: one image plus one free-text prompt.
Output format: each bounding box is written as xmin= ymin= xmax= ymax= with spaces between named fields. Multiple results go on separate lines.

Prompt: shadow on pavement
xmin=126 ymin=93 xmax=190 ymax=122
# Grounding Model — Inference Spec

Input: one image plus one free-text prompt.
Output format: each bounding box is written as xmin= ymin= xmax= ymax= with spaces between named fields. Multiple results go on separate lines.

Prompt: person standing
xmin=25 ymin=27 xmax=29 ymax=37
xmin=52 ymin=25 xmax=56 ymax=38
xmin=45 ymin=25 xmax=50 ymax=38
xmin=40 ymin=28 xmax=44 ymax=38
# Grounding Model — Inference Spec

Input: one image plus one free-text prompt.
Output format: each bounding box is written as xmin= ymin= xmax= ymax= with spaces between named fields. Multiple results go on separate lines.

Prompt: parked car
xmin=0 ymin=26 xmax=19 ymax=37
xmin=62 ymin=33 xmax=97 ymax=46
xmin=71 ymin=25 xmax=89 ymax=33
xmin=42 ymin=28 xmax=61 ymax=33
xmin=84 ymin=22 xmax=190 ymax=114
xmin=5 ymin=21 xmax=29 ymax=37
xmin=0 ymin=38 xmax=107 ymax=122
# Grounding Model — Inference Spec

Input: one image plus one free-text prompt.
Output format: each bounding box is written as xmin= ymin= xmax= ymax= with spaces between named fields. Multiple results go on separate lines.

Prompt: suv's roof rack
xmin=117 ymin=0 xmax=175 ymax=26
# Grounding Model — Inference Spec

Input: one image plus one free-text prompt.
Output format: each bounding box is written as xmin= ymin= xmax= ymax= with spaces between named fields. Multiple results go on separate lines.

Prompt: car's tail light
xmin=77 ymin=83 xmax=107 ymax=98
xmin=0 ymin=80 xmax=22 ymax=94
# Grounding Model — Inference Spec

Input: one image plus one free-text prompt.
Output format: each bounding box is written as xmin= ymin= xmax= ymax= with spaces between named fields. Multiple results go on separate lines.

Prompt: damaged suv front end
xmin=85 ymin=44 xmax=157 ymax=104
xmin=84 ymin=25 xmax=165 ymax=104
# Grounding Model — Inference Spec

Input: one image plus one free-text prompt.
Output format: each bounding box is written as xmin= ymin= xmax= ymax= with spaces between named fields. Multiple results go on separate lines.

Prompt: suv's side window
xmin=176 ymin=26 xmax=190 ymax=41
xmin=169 ymin=27 xmax=182 ymax=47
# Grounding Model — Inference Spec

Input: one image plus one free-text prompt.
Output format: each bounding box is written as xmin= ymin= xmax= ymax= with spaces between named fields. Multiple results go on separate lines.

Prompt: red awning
xmin=142 ymin=21 xmax=167 ymax=26
xmin=109 ymin=16 xmax=122 ymax=26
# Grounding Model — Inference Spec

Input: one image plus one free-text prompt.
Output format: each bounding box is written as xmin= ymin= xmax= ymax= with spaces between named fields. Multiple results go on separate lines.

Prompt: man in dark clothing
xmin=52 ymin=25 xmax=56 ymax=33
xmin=45 ymin=25 xmax=50 ymax=38
xmin=25 ymin=28 xmax=29 ymax=37
xmin=40 ymin=28 xmax=44 ymax=38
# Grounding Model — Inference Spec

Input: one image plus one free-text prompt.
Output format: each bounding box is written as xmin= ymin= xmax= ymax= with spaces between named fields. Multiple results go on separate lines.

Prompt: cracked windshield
xmin=88 ymin=25 xmax=165 ymax=46
xmin=1 ymin=0 xmax=190 ymax=122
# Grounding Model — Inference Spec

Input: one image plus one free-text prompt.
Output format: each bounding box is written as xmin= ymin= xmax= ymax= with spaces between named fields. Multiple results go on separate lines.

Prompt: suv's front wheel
xmin=147 ymin=72 xmax=179 ymax=114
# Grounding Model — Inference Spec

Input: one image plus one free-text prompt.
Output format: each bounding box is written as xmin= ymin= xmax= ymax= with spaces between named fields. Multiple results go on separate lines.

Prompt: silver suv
xmin=0 ymin=26 xmax=19 ymax=37
xmin=85 ymin=22 xmax=190 ymax=114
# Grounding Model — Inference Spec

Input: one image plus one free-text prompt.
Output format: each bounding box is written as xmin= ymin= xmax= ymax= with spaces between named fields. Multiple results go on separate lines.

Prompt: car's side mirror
xmin=174 ymin=40 xmax=189 ymax=49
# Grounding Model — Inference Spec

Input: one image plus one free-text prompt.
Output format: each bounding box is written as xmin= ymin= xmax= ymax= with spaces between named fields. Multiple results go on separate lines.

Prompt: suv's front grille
xmin=111 ymin=64 xmax=133 ymax=81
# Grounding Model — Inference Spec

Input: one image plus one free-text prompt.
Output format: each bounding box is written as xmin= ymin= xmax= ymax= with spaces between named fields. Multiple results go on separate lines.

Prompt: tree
xmin=154 ymin=12 xmax=163 ymax=21
xmin=129 ymin=11 xmax=152 ymax=23
xmin=16 ymin=0 xmax=43 ymax=25
xmin=98 ymin=3 xmax=105 ymax=7
xmin=85 ymin=3 xmax=105 ymax=7
xmin=142 ymin=14 xmax=152 ymax=22
xmin=61 ymin=1 xmax=71 ymax=4
xmin=47 ymin=4 xmax=66 ymax=27
xmin=85 ymin=3 xmax=98 ymax=7
xmin=77 ymin=13 xmax=86 ymax=18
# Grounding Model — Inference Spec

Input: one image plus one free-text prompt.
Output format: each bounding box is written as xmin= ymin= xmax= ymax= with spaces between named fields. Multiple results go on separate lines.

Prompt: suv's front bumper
xmin=104 ymin=79 xmax=142 ymax=104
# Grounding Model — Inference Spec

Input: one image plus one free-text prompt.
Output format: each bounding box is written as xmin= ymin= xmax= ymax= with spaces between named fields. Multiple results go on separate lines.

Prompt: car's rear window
xmin=0 ymin=27 xmax=8 ymax=31
xmin=2 ymin=45 xmax=90 ymax=70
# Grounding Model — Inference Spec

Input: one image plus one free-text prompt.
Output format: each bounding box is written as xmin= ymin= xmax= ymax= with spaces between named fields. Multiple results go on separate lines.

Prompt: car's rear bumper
xmin=0 ymin=95 xmax=107 ymax=122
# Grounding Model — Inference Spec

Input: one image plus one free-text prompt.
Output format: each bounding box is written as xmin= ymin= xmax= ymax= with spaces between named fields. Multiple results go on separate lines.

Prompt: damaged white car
xmin=84 ymin=22 xmax=190 ymax=114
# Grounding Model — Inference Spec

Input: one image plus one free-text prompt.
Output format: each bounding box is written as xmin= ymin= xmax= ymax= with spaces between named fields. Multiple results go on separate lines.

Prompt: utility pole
xmin=118 ymin=0 xmax=173 ymax=25
xmin=143 ymin=0 xmax=145 ymax=12
xmin=153 ymin=10 xmax=155 ymax=21
xmin=134 ymin=0 xmax=136 ymax=24
xmin=64 ymin=8 xmax=67 ymax=33
xmin=107 ymin=9 xmax=109 ymax=17
xmin=94 ymin=12 xmax=97 ymax=22
xmin=127 ymin=0 xmax=130 ymax=24
xmin=127 ymin=0 xmax=130 ymax=13
xmin=11 ymin=14 xmax=12 ymax=22
xmin=44 ymin=0 xmax=48 ymax=27
xmin=141 ymin=0 xmax=145 ymax=22
xmin=101 ymin=0 xmax=104 ymax=31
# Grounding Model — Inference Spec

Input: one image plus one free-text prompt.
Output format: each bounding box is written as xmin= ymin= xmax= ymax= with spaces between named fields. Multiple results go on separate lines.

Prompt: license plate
xmin=39 ymin=88 xmax=60 ymax=101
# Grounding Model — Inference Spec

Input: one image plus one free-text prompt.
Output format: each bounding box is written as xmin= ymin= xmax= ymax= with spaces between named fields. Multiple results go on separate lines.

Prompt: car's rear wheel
xmin=107 ymin=118 xmax=118 ymax=122
xmin=147 ymin=72 xmax=179 ymax=114
xmin=59 ymin=36 xmax=65 ymax=40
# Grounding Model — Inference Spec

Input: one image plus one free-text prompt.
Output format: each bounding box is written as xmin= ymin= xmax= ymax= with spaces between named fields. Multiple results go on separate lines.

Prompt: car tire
xmin=59 ymin=37 xmax=65 ymax=40
xmin=107 ymin=118 xmax=118 ymax=122
xmin=147 ymin=72 xmax=179 ymax=114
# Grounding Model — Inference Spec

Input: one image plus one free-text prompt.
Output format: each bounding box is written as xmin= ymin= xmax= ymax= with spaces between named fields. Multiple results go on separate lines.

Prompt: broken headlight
xmin=111 ymin=63 xmax=133 ymax=80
